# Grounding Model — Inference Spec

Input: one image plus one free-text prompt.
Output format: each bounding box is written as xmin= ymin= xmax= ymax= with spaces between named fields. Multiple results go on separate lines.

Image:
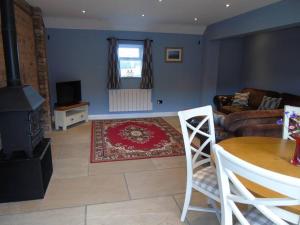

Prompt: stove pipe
xmin=0 ymin=0 xmax=21 ymax=87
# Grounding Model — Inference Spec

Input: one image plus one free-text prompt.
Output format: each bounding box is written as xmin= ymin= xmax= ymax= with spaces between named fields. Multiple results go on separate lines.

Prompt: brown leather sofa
xmin=214 ymin=88 xmax=282 ymax=114
xmin=213 ymin=88 xmax=300 ymax=139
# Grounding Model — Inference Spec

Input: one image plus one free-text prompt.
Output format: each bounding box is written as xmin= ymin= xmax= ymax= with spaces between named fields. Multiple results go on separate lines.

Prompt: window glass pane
xmin=120 ymin=59 xmax=142 ymax=77
xmin=118 ymin=44 xmax=143 ymax=78
xmin=118 ymin=47 xmax=140 ymax=58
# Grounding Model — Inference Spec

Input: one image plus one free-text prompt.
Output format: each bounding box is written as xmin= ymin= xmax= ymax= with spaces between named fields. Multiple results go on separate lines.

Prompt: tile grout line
xmin=87 ymin=159 xmax=91 ymax=176
xmin=121 ymin=166 xmax=186 ymax=176
xmin=123 ymin=173 xmax=132 ymax=200
xmin=0 ymin=205 xmax=85 ymax=217
xmin=83 ymin=192 xmax=187 ymax=208
xmin=84 ymin=205 xmax=87 ymax=225
xmin=86 ymin=164 xmax=186 ymax=178
xmin=171 ymin=195 xmax=191 ymax=225
xmin=0 ymin=171 xmax=187 ymax=216
xmin=0 ymin=192 xmax=187 ymax=217
xmin=128 ymin=191 xmax=185 ymax=201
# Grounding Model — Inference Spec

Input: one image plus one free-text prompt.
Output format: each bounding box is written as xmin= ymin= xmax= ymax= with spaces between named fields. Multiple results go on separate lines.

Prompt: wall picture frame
xmin=165 ymin=48 xmax=183 ymax=63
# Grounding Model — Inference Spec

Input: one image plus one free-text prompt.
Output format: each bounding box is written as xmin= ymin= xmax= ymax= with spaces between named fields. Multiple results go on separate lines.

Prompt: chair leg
xmin=208 ymin=198 xmax=221 ymax=222
xmin=181 ymin=185 xmax=192 ymax=222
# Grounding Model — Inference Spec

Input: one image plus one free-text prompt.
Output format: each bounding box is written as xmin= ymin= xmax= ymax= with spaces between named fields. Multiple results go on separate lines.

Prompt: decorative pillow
xmin=258 ymin=96 xmax=282 ymax=110
xmin=232 ymin=92 xmax=250 ymax=107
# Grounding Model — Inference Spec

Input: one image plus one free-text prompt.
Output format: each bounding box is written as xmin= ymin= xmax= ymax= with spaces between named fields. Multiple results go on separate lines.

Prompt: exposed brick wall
xmin=0 ymin=0 xmax=52 ymax=131
xmin=16 ymin=4 xmax=40 ymax=90
xmin=0 ymin=3 xmax=38 ymax=90
xmin=32 ymin=7 xmax=52 ymax=132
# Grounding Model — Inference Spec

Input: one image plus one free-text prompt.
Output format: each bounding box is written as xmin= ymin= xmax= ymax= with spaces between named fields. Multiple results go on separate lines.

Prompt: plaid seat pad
xmin=192 ymin=166 xmax=219 ymax=197
xmin=235 ymin=207 xmax=277 ymax=225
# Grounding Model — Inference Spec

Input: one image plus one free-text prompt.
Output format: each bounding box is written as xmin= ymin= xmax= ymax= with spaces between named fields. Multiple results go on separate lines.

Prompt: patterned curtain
xmin=140 ymin=39 xmax=153 ymax=89
xmin=107 ymin=38 xmax=121 ymax=89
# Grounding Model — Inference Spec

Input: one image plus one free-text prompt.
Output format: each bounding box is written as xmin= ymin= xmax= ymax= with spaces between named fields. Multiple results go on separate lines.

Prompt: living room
xmin=0 ymin=0 xmax=300 ymax=225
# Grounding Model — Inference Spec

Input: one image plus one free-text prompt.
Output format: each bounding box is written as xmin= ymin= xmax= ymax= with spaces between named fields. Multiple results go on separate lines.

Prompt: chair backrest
xmin=213 ymin=144 xmax=300 ymax=225
xmin=283 ymin=105 xmax=300 ymax=140
xmin=178 ymin=106 xmax=216 ymax=179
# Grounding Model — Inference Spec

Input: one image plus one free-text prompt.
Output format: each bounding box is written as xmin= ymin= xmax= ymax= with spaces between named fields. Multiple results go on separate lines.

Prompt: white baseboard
xmin=88 ymin=111 xmax=177 ymax=120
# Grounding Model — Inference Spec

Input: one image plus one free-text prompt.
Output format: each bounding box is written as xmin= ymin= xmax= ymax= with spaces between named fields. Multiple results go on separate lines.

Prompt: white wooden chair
xmin=178 ymin=105 xmax=220 ymax=222
xmin=213 ymin=144 xmax=300 ymax=225
xmin=283 ymin=105 xmax=300 ymax=140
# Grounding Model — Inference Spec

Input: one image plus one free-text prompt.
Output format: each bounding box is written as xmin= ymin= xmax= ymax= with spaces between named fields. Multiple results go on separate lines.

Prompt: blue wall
xmin=201 ymin=0 xmax=300 ymax=104
xmin=214 ymin=26 xmax=300 ymax=96
xmin=206 ymin=0 xmax=300 ymax=40
xmin=216 ymin=38 xmax=244 ymax=95
xmin=243 ymin=27 xmax=300 ymax=95
xmin=199 ymin=37 xmax=220 ymax=105
xmin=46 ymin=29 xmax=202 ymax=115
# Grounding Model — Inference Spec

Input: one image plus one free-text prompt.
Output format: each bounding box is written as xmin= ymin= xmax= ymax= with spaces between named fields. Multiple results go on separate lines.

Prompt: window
xmin=118 ymin=44 xmax=143 ymax=78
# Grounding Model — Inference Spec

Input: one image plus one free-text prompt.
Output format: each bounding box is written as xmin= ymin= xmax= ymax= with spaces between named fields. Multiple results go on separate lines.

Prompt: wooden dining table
xmin=218 ymin=136 xmax=300 ymax=214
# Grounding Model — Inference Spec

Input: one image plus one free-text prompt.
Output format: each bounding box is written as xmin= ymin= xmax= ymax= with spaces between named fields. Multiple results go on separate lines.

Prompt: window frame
xmin=118 ymin=43 xmax=144 ymax=78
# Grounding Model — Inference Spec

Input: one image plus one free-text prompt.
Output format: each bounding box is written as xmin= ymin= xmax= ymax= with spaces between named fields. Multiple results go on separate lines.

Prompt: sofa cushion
xmin=223 ymin=109 xmax=283 ymax=133
xmin=258 ymin=96 xmax=282 ymax=110
xmin=220 ymin=105 xmax=254 ymax=114
xmin=235 ymin=124 xmax=282 ymax=138
xmin=232 ymin=92 xmax=250 ymax=106
xmin=241 ymin=88 xmax=280 ymax=109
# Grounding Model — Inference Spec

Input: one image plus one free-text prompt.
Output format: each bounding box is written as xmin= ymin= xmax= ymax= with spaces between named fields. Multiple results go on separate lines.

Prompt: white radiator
xmin=109 ymin=89 xmax=152 ymax=112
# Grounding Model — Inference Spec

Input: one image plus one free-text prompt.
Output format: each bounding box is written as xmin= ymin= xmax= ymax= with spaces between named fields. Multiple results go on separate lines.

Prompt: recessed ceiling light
xmin=194 ymin=17 xmax=198 ymax=21
xmin=158 ymin=0 xmax=163 ymax=2
xmin=141 ymin=14 xmax=145 ymax=17
xmin=226 ymin=3 xmax=231 ymax=8
xmin=81 ymin=10 xmax=86 ymax=14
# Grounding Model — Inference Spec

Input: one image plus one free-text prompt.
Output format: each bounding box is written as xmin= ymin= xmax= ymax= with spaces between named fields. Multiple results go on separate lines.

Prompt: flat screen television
xmin=56 ymin=80 xmax=82 ymax=106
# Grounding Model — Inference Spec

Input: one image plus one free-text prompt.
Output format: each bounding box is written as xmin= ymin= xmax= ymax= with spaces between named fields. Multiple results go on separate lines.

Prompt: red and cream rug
xmin=90 ymin=118 xmax=185 ymax=163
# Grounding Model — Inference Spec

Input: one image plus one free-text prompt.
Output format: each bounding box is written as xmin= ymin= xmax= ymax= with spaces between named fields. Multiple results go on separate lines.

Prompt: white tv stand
xmin=54 ymin=102 xmax=89 ymax=130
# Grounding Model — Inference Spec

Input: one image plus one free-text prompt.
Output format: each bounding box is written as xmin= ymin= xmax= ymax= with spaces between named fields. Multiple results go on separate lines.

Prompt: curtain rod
xmin=107 ymin=38 xmax=153 ymax=42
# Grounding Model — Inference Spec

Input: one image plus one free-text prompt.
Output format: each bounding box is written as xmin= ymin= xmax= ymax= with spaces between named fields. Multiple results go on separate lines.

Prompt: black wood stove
xmin=0 ymin=0 xmax=44 ymax=158
xmin=0 ymin=0 xmax=53 ymax=202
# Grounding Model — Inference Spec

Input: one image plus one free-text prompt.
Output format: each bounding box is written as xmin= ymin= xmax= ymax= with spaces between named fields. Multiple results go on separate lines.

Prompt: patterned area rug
xmin=90 ymin=118 xmax=185 ymax=163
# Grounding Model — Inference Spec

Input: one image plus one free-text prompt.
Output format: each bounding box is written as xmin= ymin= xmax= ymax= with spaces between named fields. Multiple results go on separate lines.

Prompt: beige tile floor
xmin=0 ymin=117 xmax=219 ymax=225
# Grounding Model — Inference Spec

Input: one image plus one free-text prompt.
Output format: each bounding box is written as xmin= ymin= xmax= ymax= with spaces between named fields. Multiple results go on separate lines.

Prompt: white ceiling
xmin=27 ymin=0 xmax=281 ymax=34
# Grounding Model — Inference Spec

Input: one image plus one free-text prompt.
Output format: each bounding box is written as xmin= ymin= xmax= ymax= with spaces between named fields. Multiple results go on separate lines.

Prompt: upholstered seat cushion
xmin=235 ymin=207 xmax=279 ymax=225
xmin=192 ymin=166 xmax=219 ymax=197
